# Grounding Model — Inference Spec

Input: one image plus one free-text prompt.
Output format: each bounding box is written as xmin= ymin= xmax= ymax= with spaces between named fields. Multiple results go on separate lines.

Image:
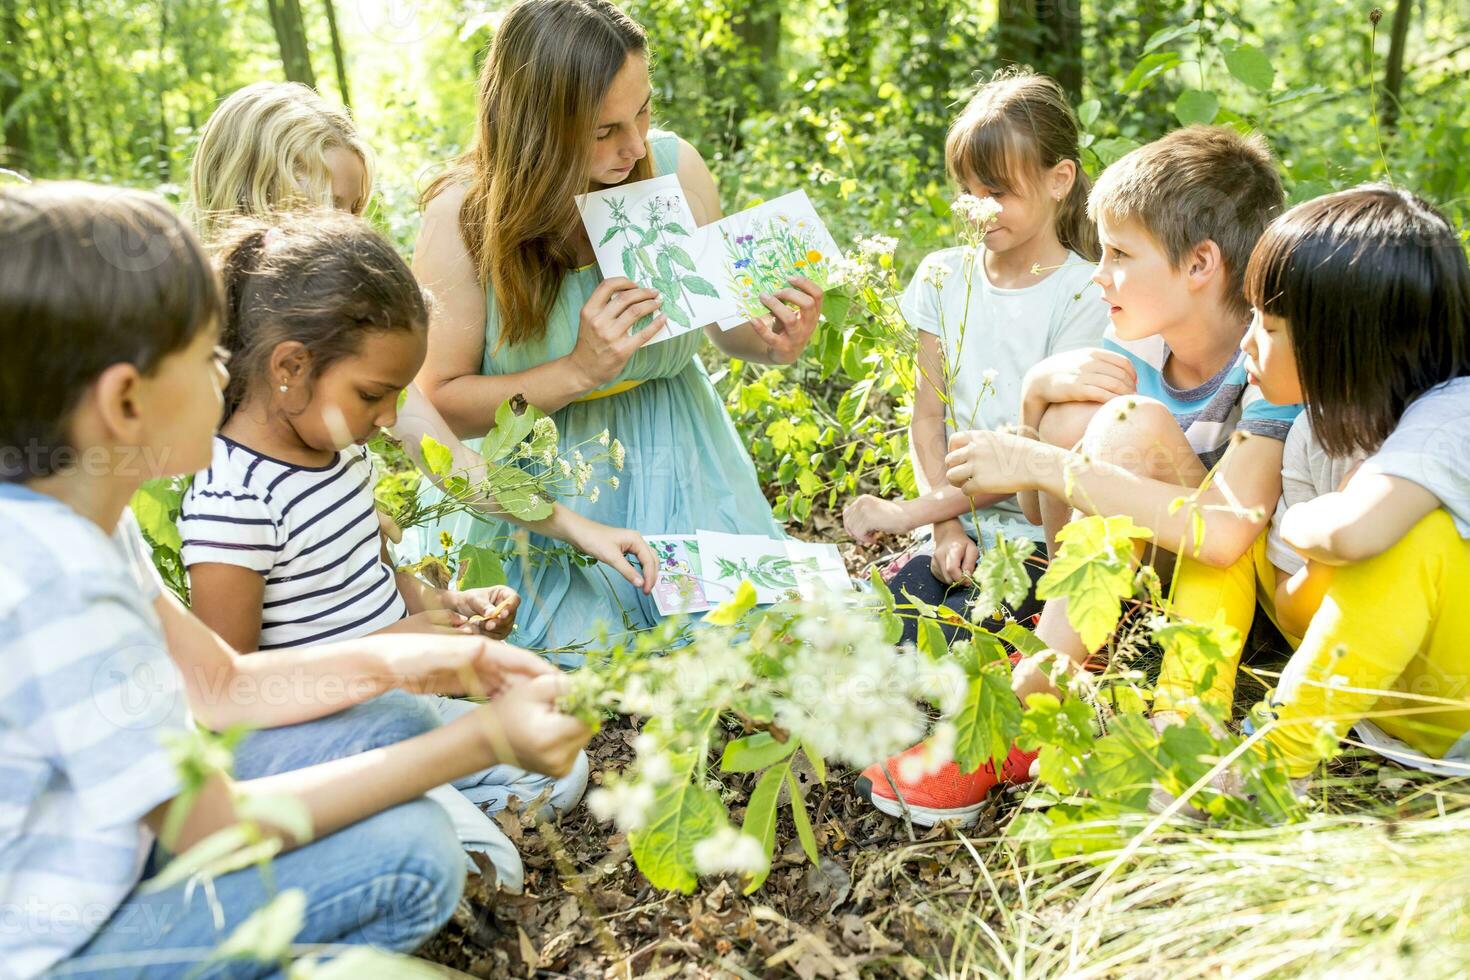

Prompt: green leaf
xmin=142 ymin=824 xmax=255 ymax=892
xmin=803 ymin=743 xmax=827 ymax=785
xmin=1120 ymin=50 xmax=1182 ymax=94
xmin=916 ymin=617 xmax=949 ymax=660
xmin=835 ymin=377 xmax=874 ymax=430
xmin=1152 ymin=614 xmax=1241 ymax=708
xmin=721 ymin=732 xmax=798 ymax=773
xmin=1224 ymin=44 xmax=1274 ymax=92
xmin=598 ymin=224 xmax=622 ymax=246
xmin=204 ymin=888 xmax=305 ymax=966
xmin=663 ymin=222 xmax=691 ymax=237
xmin=479 ymin=398 xmax=537 ymax=461
xmin=996 ymin=621 xmax=1047 ymax=657
xmin=663 ymin=300 xmax=692 ymax=329
xmin=971 ymin=534 xmax=1037 ymax=620
xmin=1143 ymin=19 xmax=1201 ymax=54
xmin=667 ymin=244 xmax=696 ymax=270
xmin=739 ymin=763 xmax=787 ymax=893
xmin=629 ymin=779 xmax=726 ymax=893
xmin=1035 ymin=515 xmax=1152 ymax=650
xmin=621 ymin=248 xmax=640 ymax=281
xmin=457 ymin=543 xmax=507 ymax=590
xmin=681 ymin=275 xmax=720 ymax=298
xmin=656 ymin=249 xmax=674 ymax=282
xmin=1174 ymin=89 xmax=1220 ymax=126
xmin=819 ymin=287 xmax=852 ymax=333
xmin=1073 ymin=714 xmax=1159 ymax=810
xmin=396 ymin=388 xmax=410 ymax=412
xmin=952 ymin=653 xmax=1023 ymax=773
xmin=1092 ymin=137 xmax=1143 ymax=166
xmin=1017 ymin=693 xmax=1096 ymax=790
xmin=869 ymin=566 xmax=896 ymax=612
xmin=636 ymin=226 xmax=658 ymax=247
xmin=130 ymin=479 xmax=183 ymax=553
xmin=418 ymin=435 xmax=454 ymax=478
xmin=705 ymin=580 xmax=757 ymax=626
xmin=490 ymin=467 xmax=553 ymax=521
xmin=786 ymin=769 xmax=819 ymax=864
xmin=1076 ymin=99 xmax=1101 ymax=128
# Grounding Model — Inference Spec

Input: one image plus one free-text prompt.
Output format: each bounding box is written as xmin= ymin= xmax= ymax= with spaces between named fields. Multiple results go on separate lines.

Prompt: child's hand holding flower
xmin=444 ymin=585 xmax=521 ymax=639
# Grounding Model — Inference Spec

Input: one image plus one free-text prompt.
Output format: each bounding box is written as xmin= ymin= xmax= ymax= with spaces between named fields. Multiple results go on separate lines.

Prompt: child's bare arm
xmin=143 ymin=674 xmax=586 ymax=854
xmin=185 ymin=562 xmax=264 ymax=653
xmin=1280 ymin=472 xmax=1441 ymax=565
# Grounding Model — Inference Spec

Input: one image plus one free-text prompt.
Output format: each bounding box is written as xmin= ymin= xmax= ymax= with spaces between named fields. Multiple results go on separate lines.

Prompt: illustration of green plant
xmin=722 ymin=214 xmax=832 ymax=320
xmin=712 ymin=553 xmax=820 ymax=593
xmin=600 ymin=195 xmax=720 ymax=331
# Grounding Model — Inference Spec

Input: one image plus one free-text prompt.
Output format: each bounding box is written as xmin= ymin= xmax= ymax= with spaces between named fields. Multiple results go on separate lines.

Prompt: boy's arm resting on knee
xmin=1011 ymin=434 xmax=1285 ymax=568
xmin=1280 ymin=473 xmax=1441 ymax=565
xmin=142 ymin=675 xmax=588 ymax=855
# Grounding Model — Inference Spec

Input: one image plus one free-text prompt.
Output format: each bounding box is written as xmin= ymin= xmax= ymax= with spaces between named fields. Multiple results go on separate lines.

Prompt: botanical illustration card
xmin=694 ymin=530 xmax=853 ymax=607
xmin=646 ymin=535 xmax=711 ymax=616
xmin=577 ymin=179 xmax=840 ymax=342
xmin=577 ymin=174 xmax=741 ymax=344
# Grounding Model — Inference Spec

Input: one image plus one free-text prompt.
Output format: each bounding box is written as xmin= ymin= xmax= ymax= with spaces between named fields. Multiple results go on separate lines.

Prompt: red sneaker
xmin=855 ymin=742 xmax=1036 ymax=827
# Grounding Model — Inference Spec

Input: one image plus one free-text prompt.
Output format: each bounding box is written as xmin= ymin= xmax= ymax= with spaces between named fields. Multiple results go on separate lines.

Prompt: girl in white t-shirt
xmin=844 ymin=69 xmax=1108 ymax=630
xmin=846 ymin=69 xmax=1108 ymax=826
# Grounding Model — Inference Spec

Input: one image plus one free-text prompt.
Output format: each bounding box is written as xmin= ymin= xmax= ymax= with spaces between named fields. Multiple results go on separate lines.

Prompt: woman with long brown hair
xmin=410 ymin=0 xmax=823 ymax=660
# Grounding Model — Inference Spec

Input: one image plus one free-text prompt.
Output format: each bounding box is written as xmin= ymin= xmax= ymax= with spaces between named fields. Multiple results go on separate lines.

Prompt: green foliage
xmin=1035 ymin=515 xmax=1154 ymax=650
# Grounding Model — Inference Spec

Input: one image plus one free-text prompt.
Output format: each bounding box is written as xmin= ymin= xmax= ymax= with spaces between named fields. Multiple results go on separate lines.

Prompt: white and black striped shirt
xmin=179 ymin=436 xmax=406 ymax=650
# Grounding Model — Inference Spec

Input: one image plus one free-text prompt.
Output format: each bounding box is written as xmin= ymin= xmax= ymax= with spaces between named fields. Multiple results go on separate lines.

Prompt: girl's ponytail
xmin=1056 ymin=165 xmax=1098 ymax=261
xmin=214 ymin=223 xmax=272 ymax=416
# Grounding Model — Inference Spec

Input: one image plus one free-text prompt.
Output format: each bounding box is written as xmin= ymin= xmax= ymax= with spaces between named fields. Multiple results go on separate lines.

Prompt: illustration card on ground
xmin=577 ymin=174 xmax=741 ymax=343
xmin=713 ymin=191 xmax=841 ymax=321
xmin=695 ymin=530 xmax=854 ymax=606
xmin=646 ymin=535 xmax=711 ymax=616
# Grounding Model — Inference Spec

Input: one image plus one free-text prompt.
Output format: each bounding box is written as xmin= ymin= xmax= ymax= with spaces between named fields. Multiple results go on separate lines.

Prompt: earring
xmin=278 ymin=381 xmax=289 ymax=392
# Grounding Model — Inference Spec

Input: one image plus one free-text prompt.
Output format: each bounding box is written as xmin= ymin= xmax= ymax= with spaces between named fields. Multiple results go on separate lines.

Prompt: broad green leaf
xmin=739 ymin=763 xmax=787 ymax=893
xmin=1143 ymin=19 xmax=1201 ymax=54
xmin=819 ymin=287 xmax=852 ymax=333
xmin=996 ymin=621 xmax=1046 ymax=657
xmin=916 ymin=617 xmax=949 ymax=660
xmin=971 ymin=534 xmax=1037 ymax=620
xmin=786 ymin=769 xmax=819 ymax=864
xmin=663 ymin=222 xmax=691 ymax=237
xmin=1120 ymin=50 xmax=1182 ymax=94
xmin=395 ymin=388 xmax=410 ymax=412
xmin=705 ymin=580 xmax=757 ymax=626
xmin=1076 ymin=99 xmax=1101 ymax=128
xmin=636 ymin=226 xmax=658 ymax=247
xmin=721 ymin=732 xmax=798 ymax=773
xmin=1152 ymin=614 xmax=1240 ymax=707
xmin=681 ymin=275 xmax=720 ymax=298
xmin=656 ymin=249 xmax=674 ymax=282
xmin=1035 ymin=515 xmax=1152 ymax=650
xmin=803 ymin=744 xmax=827 ymax=785
xmin=1174 ymin=89 xmax=1220 ymax=126
xmin=621 ymin=248 xmax=639 ymax=281
xmin=952 ymin=657 xmax=1023 ymax=773
xmin=869 ymin=566 xmax=895 ymax=612
xmin=1092 ymin=137 xmax=1143 ymax=166
xmin=663 ymin=299 xmax=692 ymax=329
xmin=598 ymin=224 xmax=621 ymax=246
xmin=418 ymin=435 xmax=454 ymax=478
xmin=1018 ymin=693 xmax=1096 ymax=790
xmin=1224 ymin=44 xmax=1274 ymax=92
xmin=1154 ymin=717 xmax=1218 ymax=796
xmin=130 ymin=479 xmax=183 ymax=552
xmin=1073 ymin=714 xmax=1159 ymax=809
xmin=479 ymin=398 xmax=537 ymax=461
xmin=629 ymin=779 xmax=726 ymax=893
xmin=835 ymin=377 xmax=874 ymax=429
xmin=205 ymin=888 xmax=305 ymax=966
xmin=457 ymin=543 xmax=507 ymax=590
xmin=490 ymin=467 xmax=553 ymax=521
xmin=667 ymin=244 xmax=696 ymax=270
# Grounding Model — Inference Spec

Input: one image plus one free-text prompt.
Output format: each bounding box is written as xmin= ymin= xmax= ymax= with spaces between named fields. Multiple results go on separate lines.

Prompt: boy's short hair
xmin=0 ymin=182 xmax=221 ymax=481
xmin=1089 ymin=125 xmax=1284 ymax=319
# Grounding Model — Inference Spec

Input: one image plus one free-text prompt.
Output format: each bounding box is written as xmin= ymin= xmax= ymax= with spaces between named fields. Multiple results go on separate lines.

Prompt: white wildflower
xmin=693 ymin=827 xmax=769 ymax=876
xmin=609 ymin=475 xmax=620 ymax=490
xmin=527 ymin=494 xmax=543 ymax=508
xmin=610 ymin=439 xmax=626 ymax=470
xmin=856 ymin=234 xmax=898 ymax=257
xmin=828 ymin=253 xmax=864 ymax=286
xmin=588 ymin=486 xmax=600 ymax=503
xmin=587 ymin=779 xmax=655 ymax=832
xmin=532 ymin=416 xmax=558 ymax=442
xmin=921 ymin=258 xmax=952 ymax=290
xmin=573 ymin=450 xmax=584 ymax=465
xmin=638 ymin=750 xmax=673 ymax=785
xmin=952 ymin=193 xmax=1003 ymax=225
xmin=597 ymin=429 xmax=611 ymax=447
xmin=982 ymin=368 xmax=999 ymax=386
xmin=558 ymin=458 xmax=573 ymax=478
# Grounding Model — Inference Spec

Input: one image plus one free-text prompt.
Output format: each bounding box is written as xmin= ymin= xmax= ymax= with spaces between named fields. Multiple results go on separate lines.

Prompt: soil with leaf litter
xmin=421 ymin=712 xmax=1016 ymax=978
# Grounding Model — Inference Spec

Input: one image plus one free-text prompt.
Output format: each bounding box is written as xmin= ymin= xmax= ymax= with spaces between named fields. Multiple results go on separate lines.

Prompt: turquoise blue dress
xmin=408 ymin=131 xmax=781 ymax=663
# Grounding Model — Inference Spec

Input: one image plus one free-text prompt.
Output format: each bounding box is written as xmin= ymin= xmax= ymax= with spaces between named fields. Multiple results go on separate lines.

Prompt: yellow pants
xmin=1160 ymin=511 xmax=1470 ymax=778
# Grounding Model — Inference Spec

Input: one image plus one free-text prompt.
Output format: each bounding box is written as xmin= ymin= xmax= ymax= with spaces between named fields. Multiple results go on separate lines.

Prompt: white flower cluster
xmin=828 ymin=253 xmax=865 ymax=286
xmin=952 ymin=193 xmax=1003 ymax=226
xmin=610 ymin=439 xmax=625 ymax=470
xmin=693 ymin=827 xmax=769 ymax=876
xmin=856 ymin=234 xmax=898 ymax=257
xmin=587 ymin=778 xmax=655 ymax=832
xmin=920 ymin=256 xmax=953 ymax=290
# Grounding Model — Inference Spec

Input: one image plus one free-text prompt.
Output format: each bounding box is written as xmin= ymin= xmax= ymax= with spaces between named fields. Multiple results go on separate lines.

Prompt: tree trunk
xmin=266 ymin=0 xmax=316 ymax=87
xmin=322 ymin=0 xmax=350 ymax=106
xmin=1038 ymin=0 xmax=1083 ymax=100
xmin=0 ymin=0 xmax=29 ymax=168
xmin=1382 ymin=0 xmax=1412 ymax=132
xmin=732 ymin=1 xmax=782 ymax=110
xmin=996 ymin=0 xmax=1039 ymax=71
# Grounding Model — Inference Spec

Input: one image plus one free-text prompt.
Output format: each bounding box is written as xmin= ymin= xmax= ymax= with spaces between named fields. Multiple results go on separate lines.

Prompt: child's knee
xmin=1037 ymin=400 xmax=1101 ymax=450
xmin=1082 ymin=396 xmax=1193 ymax=475
xmin=358 ymin=798 xmax=466 ymax=947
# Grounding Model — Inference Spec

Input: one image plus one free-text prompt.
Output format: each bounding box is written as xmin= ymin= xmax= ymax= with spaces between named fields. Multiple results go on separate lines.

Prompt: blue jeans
xmin=56 ymin=691 xmax=463 ymax=979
